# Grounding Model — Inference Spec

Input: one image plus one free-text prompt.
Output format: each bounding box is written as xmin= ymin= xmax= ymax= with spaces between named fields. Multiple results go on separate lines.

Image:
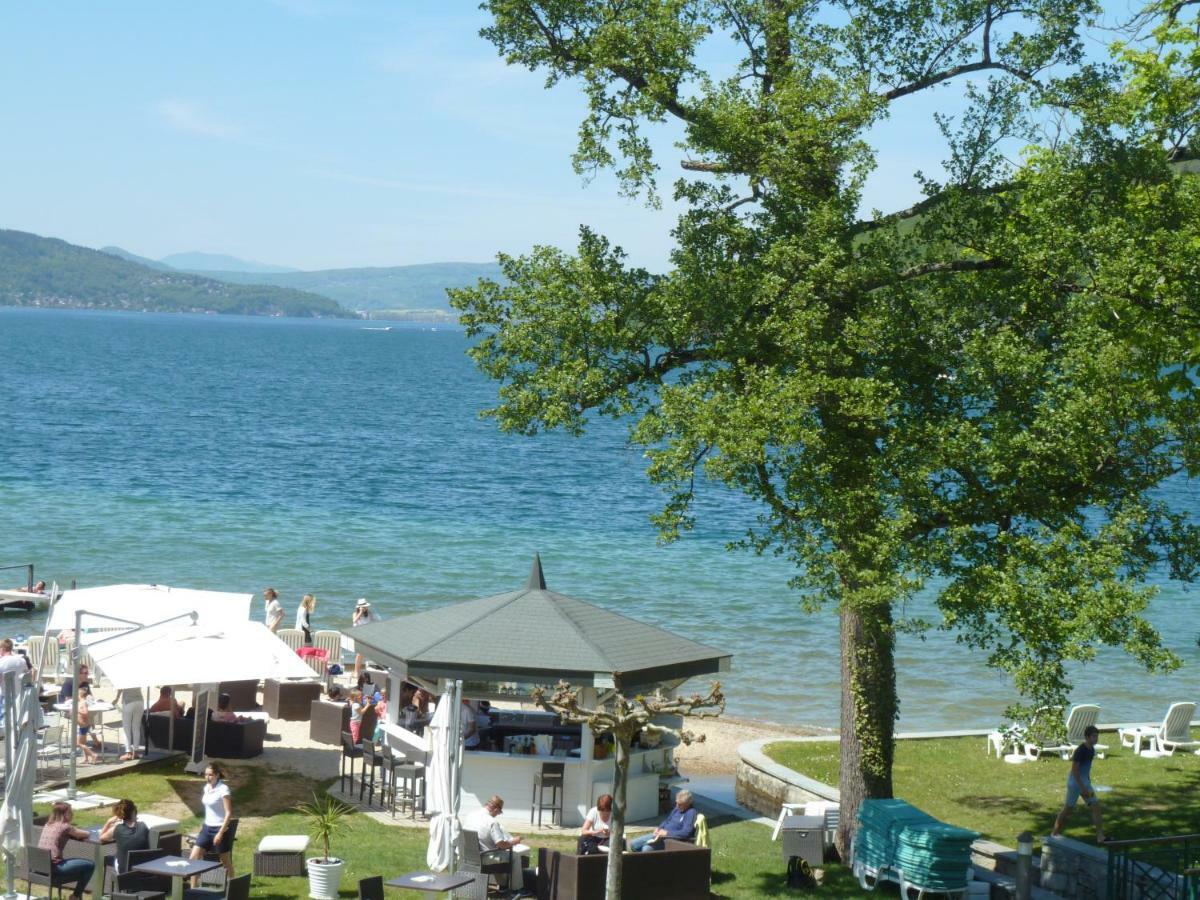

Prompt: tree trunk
xmin=837 ymin=599 xmax=897 ymax=858
xmin=605 ymin=734 xmax=631 ymax=900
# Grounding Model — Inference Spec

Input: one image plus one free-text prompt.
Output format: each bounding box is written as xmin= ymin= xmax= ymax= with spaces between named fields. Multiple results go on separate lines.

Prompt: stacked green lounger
xmin=855 ymin=799 xmax=979 ymax=894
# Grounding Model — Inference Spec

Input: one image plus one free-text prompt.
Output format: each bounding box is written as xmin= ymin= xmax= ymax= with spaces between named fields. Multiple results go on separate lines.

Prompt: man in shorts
xmin=1052 ymin=724 xmax=1105 ymax=842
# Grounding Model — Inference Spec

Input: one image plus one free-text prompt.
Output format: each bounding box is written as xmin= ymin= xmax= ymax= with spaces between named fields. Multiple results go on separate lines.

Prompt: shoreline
xmin=671 ymin=714 xmax=834 ymax=777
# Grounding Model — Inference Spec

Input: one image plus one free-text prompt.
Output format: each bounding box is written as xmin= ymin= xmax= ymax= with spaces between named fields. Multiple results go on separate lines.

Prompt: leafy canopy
xmin=454 ymin=0 xmax=1200 ymax=717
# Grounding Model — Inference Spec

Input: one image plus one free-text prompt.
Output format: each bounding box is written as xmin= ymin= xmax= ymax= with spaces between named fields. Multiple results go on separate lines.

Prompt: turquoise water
xmin=2 ymin=307 xmax=1198 ymax=730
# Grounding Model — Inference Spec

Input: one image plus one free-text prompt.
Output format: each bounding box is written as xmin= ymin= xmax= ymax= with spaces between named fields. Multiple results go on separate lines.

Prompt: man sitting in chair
xmin=630 ymin=790 xmax=698 ymax=852
xmin=472 ymin=795 xmax=531 ymax=896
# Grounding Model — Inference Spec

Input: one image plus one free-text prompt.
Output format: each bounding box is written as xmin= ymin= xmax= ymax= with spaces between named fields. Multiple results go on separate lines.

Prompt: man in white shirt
xmin=0 ymin=638 xmax=31 ymax=722
xmin=461 ymin=698 xmax=480 ymax=749
xmin=473 ymin=796 xmax=528 ymax=894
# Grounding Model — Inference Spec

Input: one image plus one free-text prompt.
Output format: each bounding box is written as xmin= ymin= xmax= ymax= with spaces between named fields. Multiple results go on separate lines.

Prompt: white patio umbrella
xmin=80 ymin=620 xmax=315 ymax=688
xmin=48 ymin=584 xmax=252 ymax=633
xmin=425 ymin=681 xmax=463 ymax=872
xmin=1 ymin=675 xmax=39 ymax=897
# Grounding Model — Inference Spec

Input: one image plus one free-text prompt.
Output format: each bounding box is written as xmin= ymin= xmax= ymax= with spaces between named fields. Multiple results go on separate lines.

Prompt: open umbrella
xmin=425 ymin=682 xmax=463 ymax=872
xmin=1 ymin=674 xmax=39 ymax=897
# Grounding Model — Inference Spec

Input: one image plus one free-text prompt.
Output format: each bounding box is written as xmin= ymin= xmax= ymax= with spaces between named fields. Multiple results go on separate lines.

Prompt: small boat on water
xmin=0 ymin=589 xmax=50 ymax=612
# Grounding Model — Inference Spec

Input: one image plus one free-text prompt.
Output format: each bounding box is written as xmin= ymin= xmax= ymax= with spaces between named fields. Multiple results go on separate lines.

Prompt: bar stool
xmin=340 ymin=731 xmax=363 ymax=795
xmin=392 ymin=760 xmax=425 ymax=819
xmin=530 ymin=762 xmax=565 ymax=826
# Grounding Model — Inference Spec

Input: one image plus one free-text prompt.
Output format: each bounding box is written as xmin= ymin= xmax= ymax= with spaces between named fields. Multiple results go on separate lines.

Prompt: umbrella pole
xmin=3 ymin=672 xmax=19 ymax=900
xmin=446 ymin=679 xmax=462 ymax=876
xmin=68 ymin=611 xmax=82 ymax=800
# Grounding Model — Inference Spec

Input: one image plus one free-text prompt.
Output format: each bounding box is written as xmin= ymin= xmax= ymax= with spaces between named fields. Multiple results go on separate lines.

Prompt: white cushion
xmin=257 ymin=835 xmax=310 ymax=853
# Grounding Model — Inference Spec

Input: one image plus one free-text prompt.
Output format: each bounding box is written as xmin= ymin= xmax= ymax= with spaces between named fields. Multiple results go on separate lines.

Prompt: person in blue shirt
xmin=1051 ymin=725 xmax=1106 ymax=843
xmin=630 ymin=789 xmax=698 ymax=852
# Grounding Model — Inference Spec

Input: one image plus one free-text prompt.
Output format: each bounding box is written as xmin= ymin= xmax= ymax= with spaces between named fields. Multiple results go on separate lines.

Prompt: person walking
xmin=263 ymin=588 xmax=284 ymax=633
xmin=1052 ymin=725 xmax=1106 ymax=843
xmin=296 ymin=594 xmax=316 ymax=646
xmin=37 ymin=801 xmax=95 ymax=900
xmin=118 ymin=686 xmax=145 ymax=761
xmin=75 ymin=682 xmax=100 ymax=765
xmin=190 ymin=762 xmax=235 ymax=882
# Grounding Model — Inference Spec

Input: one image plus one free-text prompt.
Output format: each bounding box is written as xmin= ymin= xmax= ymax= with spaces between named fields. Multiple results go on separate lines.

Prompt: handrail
xmin=1103 ymin=833 xmax=1200 ymax=848
xmin=0 ymin=563 xmax=34 ymax=591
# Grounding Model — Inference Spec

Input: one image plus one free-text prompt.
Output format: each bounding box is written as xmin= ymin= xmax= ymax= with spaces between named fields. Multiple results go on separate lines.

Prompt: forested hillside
xmin=1 ymin=231 xmax=349 ymax=317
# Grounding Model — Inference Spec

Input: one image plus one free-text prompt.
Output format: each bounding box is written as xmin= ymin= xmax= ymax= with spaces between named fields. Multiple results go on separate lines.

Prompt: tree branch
xmin=884 ymin=59 xmax=1043 ymax=102
xmin=853 ymin=183 xmax=1011 ymax=234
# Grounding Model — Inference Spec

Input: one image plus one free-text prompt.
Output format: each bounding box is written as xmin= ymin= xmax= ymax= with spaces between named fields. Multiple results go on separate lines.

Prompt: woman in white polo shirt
xmin=189 ymin=762 xmax=235 ymax=882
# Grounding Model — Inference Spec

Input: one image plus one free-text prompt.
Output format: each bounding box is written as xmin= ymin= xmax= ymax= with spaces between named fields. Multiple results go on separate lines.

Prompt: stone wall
xmin=1040 ymin=836 xmax=1108 ymax=898
xmin=735 ymin=738 xmax=839 ymax=817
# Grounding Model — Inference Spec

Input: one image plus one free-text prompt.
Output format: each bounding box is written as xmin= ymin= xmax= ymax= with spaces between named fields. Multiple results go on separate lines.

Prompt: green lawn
xmin=15 ymin=758 xmax=872 ymax=899
xmin=765 ymin=732 xmax=1200 ymax=847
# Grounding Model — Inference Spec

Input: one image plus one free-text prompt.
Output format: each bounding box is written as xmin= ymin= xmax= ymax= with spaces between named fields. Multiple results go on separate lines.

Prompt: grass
xmin=765 ymin=731 xmax=1200 ymax=847
xmin=15 ymin=758 xmax=872 ymax=899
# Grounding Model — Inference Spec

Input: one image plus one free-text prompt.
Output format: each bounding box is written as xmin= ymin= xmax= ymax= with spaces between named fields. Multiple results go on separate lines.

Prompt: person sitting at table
xmin=148 ymin=685 xmax=185 ymax=717
xmin=37 ymin=801 xmax=95 ymax=900
xmin=99 ymin=798 xmax=150 ymax=874
xmin=75 ymin=683 xmax=100 ymax=764
xmin=212 ymin=693 xmax=240 ymax=723
xmin=472 ymin=795 xmax=530 ymax=894
xmin=630 ymin=790 xmax=698 ymax=852
xmin=190 ymin=762 xmax=235 ymax=883
xmin=577 ymin=793 xmax=613 ymax=854
xmin=58 ymin=663 xmax=89 ymax=703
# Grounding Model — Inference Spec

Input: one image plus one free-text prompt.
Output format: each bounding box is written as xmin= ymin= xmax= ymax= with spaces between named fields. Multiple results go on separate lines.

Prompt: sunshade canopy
xmin=350 ymin=555 xmax=731 ymax=690
xmin=49 ymin=584 xmax=252 ymax=633
xmin=82 ymin=620 xmax=315 ymax=690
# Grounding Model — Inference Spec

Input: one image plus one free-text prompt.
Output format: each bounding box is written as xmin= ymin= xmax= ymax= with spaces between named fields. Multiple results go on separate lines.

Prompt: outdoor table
xmin=385 ymin=871 xmax=476 ymax=893
xmin=80 ymin=825 xmax=114 ymax=899
xmin=132 ymin=855 xmax=222 ymax=900
xmin=54 ymin=700 xmax=117 ymax=756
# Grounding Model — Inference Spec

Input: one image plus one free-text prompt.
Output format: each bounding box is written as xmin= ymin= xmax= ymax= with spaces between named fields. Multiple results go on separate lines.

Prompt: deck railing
xmin=1106 ymin=834 xmax=1200 ymax=900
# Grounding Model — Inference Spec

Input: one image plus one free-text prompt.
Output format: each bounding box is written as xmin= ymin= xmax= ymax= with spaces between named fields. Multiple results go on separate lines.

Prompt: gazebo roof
xmin=349 ymin=555 xmax=731 ymax=690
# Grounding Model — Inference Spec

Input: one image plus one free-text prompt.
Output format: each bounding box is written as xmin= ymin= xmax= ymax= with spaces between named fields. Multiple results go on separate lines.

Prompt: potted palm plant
xmin=296 ymin=792 xmax=355 ymax=900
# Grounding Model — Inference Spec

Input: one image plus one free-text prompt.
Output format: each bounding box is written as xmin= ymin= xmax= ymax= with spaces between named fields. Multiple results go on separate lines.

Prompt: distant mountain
xmin=192 ymin=261 xmax=503 ymax=311
xmin=161 ymin=251 xmax=300 ymax=274
xmin=0 ymin=230 xmax=350 ymax=318
xmin=100 ymin=246 xmax=174 ymax=271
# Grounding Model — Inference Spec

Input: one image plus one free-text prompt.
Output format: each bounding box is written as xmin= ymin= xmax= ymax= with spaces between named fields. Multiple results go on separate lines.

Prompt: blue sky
xmin=0 ymin=1 xmax=1119 ymax=271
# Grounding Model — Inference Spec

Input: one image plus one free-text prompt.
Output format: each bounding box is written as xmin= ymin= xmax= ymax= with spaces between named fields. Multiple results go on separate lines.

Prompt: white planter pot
xmin=306 ymin=857 xmax=346 ymax=900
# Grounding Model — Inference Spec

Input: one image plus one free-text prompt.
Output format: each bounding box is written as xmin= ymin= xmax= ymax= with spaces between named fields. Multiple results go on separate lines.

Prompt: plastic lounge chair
xmin=1023 ymin=704 xmax=1107 ymax=760
xmin=1120 ymin=702 xmax=1199 ymax=756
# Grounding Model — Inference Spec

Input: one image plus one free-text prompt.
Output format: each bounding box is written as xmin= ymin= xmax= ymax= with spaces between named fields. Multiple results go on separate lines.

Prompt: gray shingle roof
xmin=350 ymin=555 xmax=731 ymax=689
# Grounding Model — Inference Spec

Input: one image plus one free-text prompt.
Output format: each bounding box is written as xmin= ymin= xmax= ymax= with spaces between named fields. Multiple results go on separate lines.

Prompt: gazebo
xmin=346 ymin=555 xmax=731 ymax=825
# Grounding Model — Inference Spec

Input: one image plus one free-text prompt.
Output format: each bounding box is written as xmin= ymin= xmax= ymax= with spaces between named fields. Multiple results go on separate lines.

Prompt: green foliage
xmin=294 ymin=792 xmax=356 ymax=863
xmin=455 ymin=0 xmax=1200 ymax=813
xmin=0 ymin=230 xmax=350 ymax=318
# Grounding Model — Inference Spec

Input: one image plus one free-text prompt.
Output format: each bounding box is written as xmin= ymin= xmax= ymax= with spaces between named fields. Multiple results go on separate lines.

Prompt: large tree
xmin=454 ymin=0 xmax=1200 ymax=850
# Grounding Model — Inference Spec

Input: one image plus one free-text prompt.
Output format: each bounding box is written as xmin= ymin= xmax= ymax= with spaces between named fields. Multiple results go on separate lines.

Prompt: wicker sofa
xmin=145 ymin=711 xmax=267 ymax=759
xmin=309 ymin=698 xmax=351 ymax=745
xmin=263 ymin=679 xmax=323 ymax=721
xmin=535 ymin=840 xmax=711 ymax=900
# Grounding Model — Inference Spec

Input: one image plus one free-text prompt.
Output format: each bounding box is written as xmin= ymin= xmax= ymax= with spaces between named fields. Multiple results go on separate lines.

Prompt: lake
xmin=2 ymin=307 xmax=1197 ymax=729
